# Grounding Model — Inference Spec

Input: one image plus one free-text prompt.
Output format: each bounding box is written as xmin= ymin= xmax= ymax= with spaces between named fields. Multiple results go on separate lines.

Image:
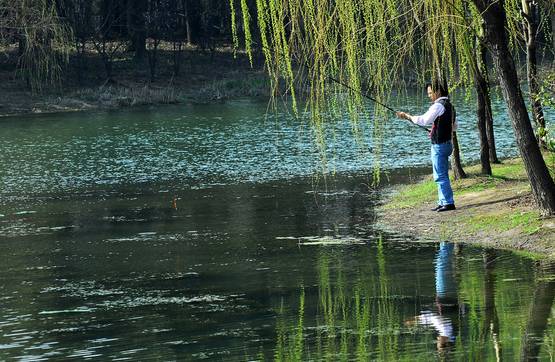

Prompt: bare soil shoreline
xmin=377 ymin=158 xmax=555 ymax=258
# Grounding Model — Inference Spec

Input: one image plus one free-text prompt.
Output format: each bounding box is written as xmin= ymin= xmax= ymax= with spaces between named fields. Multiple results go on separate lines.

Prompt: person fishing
xmin=396 ymin=81 xmax=457 ymax=212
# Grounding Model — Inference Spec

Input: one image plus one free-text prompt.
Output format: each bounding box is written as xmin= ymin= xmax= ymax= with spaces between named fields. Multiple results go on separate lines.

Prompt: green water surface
xmin=0 ymin=100 xmax=553 ymax=360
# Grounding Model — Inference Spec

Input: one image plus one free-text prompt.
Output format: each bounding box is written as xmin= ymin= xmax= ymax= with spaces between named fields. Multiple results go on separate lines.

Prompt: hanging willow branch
xmin=1 ymin=0 xmax=72 ymax=92
xmin=230 ymin=0 xmax=532 ymax=179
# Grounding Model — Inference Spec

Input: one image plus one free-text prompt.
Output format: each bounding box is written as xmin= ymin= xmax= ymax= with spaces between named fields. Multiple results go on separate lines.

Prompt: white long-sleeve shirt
xmin=417 ymin=311 xmax=455 ymax=342
xmin=410 ymin=97 xmax=458 ymax=131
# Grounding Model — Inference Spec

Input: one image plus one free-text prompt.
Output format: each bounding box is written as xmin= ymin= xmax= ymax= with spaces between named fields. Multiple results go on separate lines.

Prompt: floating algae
xmin=276 ymin=235 xmax=366 ymax=246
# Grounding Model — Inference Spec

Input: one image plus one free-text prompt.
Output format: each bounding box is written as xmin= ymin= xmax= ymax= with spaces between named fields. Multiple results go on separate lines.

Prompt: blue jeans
xmin=431 ymin=141 xmax=454 ymax=206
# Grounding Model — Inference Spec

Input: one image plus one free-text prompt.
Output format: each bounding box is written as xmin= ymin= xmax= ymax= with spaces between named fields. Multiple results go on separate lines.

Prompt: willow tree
xmin=505 ymin=0 xmax=552 ymax=148
xmin=473 ymin=0 xmax=555 ymax=216
xmin=0 ymin=0 xmax=72 ymax=92
xmin=232 ymin=0 xmax=555 ymax=215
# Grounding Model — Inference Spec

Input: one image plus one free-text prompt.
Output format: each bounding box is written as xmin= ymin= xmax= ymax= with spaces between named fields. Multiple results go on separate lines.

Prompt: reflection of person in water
xmin=411 ymin=241 xmax=459 ymax=352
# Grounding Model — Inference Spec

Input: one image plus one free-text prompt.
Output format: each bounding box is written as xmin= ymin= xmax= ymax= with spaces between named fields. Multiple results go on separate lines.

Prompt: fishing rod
xmin=323 ymin=74 xmax=431 ymax=134
xmin=256 ymin=44 xmax=431 ymax=133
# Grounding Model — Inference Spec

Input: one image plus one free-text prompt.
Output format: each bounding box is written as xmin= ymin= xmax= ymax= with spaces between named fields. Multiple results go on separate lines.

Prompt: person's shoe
xmin=431 ymin=205 xmax=442 ymax=211
xmin=437 ymin=204 xmax=456 ymax=212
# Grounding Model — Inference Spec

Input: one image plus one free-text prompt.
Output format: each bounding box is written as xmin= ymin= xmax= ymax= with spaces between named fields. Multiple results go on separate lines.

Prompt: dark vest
xmin=430 ymin=98 xmax=453 ymax=144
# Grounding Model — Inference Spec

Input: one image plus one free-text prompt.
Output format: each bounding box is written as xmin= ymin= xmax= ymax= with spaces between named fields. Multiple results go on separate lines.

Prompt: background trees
xmin=0 ymin=0 xmax=239 ymax=88
xmin=0 ymin=0 xmax=72 ymax=91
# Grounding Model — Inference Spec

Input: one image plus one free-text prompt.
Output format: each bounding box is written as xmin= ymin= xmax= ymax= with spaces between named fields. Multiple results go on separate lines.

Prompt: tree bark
xmin=480 ymin=44 xmax=500 ymax=163
xmin=451 ymin=104 xmax=466 ymax=179
xmin=183 ymin=0 xmax=192 ymax=45
xmin=451 ymin=131 xmax=467 ymax=179
xmin=522 ymin=0 xmax=546 ymax=147
xmin=472 ymin=0 xmax=555 ymax=216
xmin=127 ymin=0 xmax=147 ymax=62
xmin=552 ymin=9 xmax=555 ymax=57
xmin=474 ymin=42 xmax=492 ymax=175
xmin=18 ymin=36 xmax=26 ymax=56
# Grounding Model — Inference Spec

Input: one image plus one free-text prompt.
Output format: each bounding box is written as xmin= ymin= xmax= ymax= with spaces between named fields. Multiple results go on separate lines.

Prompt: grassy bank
xmin=378 ymin=156 xmax=555 ymax=258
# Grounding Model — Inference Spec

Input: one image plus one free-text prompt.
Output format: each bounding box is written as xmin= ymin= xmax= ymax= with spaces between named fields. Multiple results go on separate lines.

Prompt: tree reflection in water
xmin=520 ymin=260 xmax=555 ymax=361
xmin=271 ymin=239 xmax=555 ymax=360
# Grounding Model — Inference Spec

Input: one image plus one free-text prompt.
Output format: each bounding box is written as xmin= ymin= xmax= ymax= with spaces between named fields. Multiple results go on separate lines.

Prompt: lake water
xmin=1 ymin=98 xmax=554 ymax=360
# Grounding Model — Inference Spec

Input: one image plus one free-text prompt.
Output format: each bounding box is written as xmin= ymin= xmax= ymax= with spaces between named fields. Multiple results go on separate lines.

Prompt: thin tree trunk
xmin=172 ymin=41 xmax=183 ymax=76
xmin=552 ymin=10 xmax=555 ymax=57
xmin=147 ymin=40 xmax=159 ymax=82
xmin=451 ymin=102 xmax=466 ymax=179
xmin=522 ymin=0 xmax=546 ymax=147
xmin=126 ymin=0 xmax=134 ymax=51
xmin=450 ymin=105 xmax=467 ymax=179
xmin=472 ymin=0 xmax=555 ymax=216
xmin=468 ymin=29 xmax=491 ymax=175
xmin=480 ymin=44 xmax=500 ymax=163
xmin=451 ymin=131 xmax=467 ymax=179
xmin=474 ymin=45 xmax=492 ymax=175
xmin=128 ymin=0 xmax=146 ymax=62
xmin=18 ymin=36 xmax=26 ymax=56
xmin=104 ymin=51 xmax=113 ymax=81
xmin=184 ymin=0 xmax=192 ymax=45
xmin=75 ymin=40 xmax=85 ymax=85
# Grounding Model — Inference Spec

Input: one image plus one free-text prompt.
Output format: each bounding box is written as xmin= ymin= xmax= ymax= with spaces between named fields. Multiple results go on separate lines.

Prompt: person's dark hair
xmin=425 ymin=80 xmax=448 ymax=97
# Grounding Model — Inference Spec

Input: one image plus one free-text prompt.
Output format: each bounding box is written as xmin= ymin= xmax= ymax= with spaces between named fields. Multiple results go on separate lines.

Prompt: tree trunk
xmin=184 ymin=0 xmax=192 ymax=45
xmin=552 ymin=10 xmax=555 ymax=58
xmin=472 ymin=0 xmax=555 ymax=216
xmin=451 ymin=102 xmax=466 ymax=180
xmin=474 ymin=43 xmax=492 ymax=175
xmin=148 ymin=44 xmax=158 ymax=82
xmin=523 ymin=0 xmax=546 ymax=147
xmin=128 ymin=0 xmax=147 ymax=62
xmin=451 ymin=131 xmax=467 ymax=179
xmin=126 ymin=0 xmax=134 ymax=51
xmin=104 ymin=53 xmax=113 ymax=81
xmin=172 ymin=41 xmax=183 ymax=76
xmin=480 ymin=43 xmax=500 ymax=163
xmin=75 ymin=40 xmax=85 ymax=85
xmin=18 ymin=36 xmax=26 ymax=56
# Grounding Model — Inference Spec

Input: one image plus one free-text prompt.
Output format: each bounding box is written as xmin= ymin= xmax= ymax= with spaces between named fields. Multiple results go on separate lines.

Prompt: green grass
xmin=385 ymin=181 xmax=437 ymax=209
xmin=490 ymin=160 xmax=527 ymax=179
xmin=511 ymin=249 xmax=548 ymax=260
xmin=386 ymin=158 xmax=527 ymax=210
xmin=462 ymin=211 xmax=542 ymax=235
xmin=383 ymin=155 xmax=555 ymax=257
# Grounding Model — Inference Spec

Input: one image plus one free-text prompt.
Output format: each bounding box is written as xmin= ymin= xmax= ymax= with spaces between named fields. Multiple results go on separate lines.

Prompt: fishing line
xmin=255 ymin=43 xmax=431 ymax=133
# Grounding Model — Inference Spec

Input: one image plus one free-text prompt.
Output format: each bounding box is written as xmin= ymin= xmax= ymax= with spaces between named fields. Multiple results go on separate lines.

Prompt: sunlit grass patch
xmin=461 ymin=211 xmax=542 ymax=235
xmin=452 ymin=175 xmax=504 ymax=193
xmin=490 ymin=159 xmax=527 ymax=180
xmin=386 ymin=158 xmax=528 ymax=210
xmin=384 ymin=180 xmax=436 ymax=209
